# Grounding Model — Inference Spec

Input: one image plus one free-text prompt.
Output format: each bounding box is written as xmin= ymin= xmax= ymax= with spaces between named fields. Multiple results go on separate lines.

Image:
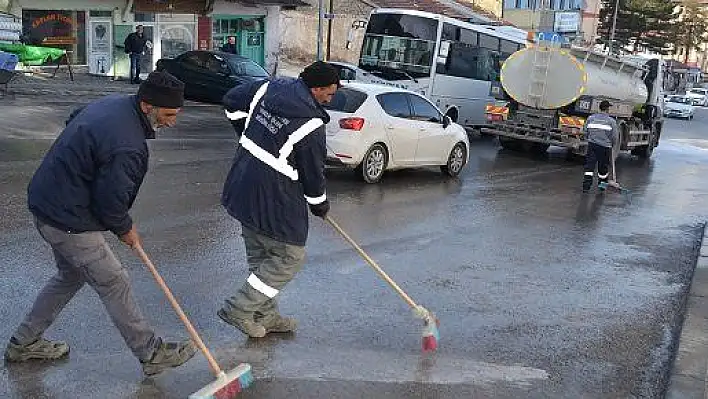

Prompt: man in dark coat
xmin=221 ymin=36 xmax=238 ymax=54
xmin=124 ymin=25 xmax=148 ymax=84
xmin=4 ymin=71 xmax=197 ymax=377
xmin=218 ymin=61 xmax=340 ymax=337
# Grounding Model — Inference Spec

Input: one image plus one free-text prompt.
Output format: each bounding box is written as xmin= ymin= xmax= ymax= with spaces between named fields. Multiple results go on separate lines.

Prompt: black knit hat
xmin=299 ymin=61 xmax=341 ymax=88
xmin=138 ymin=70 xmax=185 ymax=108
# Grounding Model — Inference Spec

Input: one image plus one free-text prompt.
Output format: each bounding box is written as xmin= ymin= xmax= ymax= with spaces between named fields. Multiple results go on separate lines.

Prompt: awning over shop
xmin=0 ymin=43 xmax=65 ymax=66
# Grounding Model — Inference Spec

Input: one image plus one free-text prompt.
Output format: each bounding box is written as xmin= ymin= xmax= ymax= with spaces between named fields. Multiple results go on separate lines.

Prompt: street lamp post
xmin=317 ymin=0 xmax=324 ymax=61
xmin=608 ymin=0 xmax=620 ymax=54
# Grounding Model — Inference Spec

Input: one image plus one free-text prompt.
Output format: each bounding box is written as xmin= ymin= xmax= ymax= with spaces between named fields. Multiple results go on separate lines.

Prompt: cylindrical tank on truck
xmin=482 ymin=44 xmax=664 ymax=160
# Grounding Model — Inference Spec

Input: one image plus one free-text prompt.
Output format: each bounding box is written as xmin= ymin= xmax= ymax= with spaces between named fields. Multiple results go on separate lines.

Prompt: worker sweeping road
xmin=4 ymin=71 xmax=197 ymax=376
xmin=582 ymin=100 xmax=619 ymax=193
xmin=219 ymin=61 xmax=340 ymax=338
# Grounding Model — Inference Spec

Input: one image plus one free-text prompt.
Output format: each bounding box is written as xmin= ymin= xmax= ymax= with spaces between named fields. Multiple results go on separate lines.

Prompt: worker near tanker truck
xmin=582 ymin=100 xmax=619 ymax=193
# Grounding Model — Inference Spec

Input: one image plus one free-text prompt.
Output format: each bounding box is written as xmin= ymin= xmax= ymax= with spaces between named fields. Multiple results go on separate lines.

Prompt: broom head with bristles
xmin=413 ymin=306 xmax=440 ymax=352
xmin=188 ymin=363 xmax=253 ymax=399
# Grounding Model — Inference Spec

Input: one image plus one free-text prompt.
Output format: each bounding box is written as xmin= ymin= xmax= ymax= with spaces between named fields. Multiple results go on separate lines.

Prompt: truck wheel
xmin=631 ymin=144 xmax=654 ymax=159
xmin=523 ymin=142 xmax=550 ymax=154
xmin=498 ymin=137 xmax=523 ymax=151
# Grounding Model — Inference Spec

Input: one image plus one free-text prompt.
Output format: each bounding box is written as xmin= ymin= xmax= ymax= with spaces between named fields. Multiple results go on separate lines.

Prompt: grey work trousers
xmin=13 ymin=218 xmax=159 ymax=361
xmin=223 ymin=226 xmax=306 ymax=324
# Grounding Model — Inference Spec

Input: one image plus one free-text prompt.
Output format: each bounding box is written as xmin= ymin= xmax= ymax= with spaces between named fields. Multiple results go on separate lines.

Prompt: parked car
xmin=323 ymin=82 xmax=470 ymax=183
xmin=663 ymin=95 xmax=695 ymax=120
xmin=685 ymin=87 xmax=708 ymax=106
xmin=155 ymin=50 xmax=269 ymax=103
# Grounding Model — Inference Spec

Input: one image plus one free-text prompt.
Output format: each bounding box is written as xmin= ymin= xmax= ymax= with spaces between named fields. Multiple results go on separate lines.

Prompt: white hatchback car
xmin=323 ymin=82 xmax=470 ymax=183
xmin=686 ymin=88 xmax=708 ymax=106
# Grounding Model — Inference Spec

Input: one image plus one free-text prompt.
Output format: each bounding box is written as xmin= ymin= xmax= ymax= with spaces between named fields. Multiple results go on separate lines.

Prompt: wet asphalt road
xmin=0 ymin=97 xmax=706 ymax=398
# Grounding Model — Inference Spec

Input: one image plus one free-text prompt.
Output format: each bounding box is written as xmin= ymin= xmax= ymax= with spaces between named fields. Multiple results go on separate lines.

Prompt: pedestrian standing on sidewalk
xmin=124 ymin=25 xmax=148 ymax=84
xmin=218 ymin=61 xmax=340 ymax=338
xmin=582 ymin=100 xmax=619 ymax=193
xmin=4 ymin=70 xmax=197 ymax=376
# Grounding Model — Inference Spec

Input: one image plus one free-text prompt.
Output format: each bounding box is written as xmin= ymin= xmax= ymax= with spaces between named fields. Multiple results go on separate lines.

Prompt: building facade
xmin=501 ymin=0 xmax=583 ymax=43
xmin=1 ymin=0 xmax=292 ymax=78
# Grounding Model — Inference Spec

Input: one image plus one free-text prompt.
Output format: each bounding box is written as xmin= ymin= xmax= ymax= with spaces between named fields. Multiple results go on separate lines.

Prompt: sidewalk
xmin=4 ymin=69 xmax=137 ymax=97
xmin=3 ymin=59 xmax=306 ymax=98
xmin=666 ymin=223 xmax=708 ymax=398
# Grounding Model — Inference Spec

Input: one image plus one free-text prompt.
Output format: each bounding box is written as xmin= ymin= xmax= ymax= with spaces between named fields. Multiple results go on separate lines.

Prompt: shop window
xmin=22 ymin=9 xmax=87 ymax=65
xmin=161 ymin=25 xmax=195 ymax=59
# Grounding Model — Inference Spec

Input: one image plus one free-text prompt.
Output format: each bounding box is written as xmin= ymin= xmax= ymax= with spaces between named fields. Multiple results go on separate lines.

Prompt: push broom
xmin=598 ymin=147 xmax=631 ymax=197
xmin=133 ymin=243 xmax=253 ymax=398
xmin=325 ymin=216 xmax=440 ymax=352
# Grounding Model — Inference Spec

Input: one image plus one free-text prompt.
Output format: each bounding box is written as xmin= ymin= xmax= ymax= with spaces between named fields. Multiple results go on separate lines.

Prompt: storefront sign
xmin=91 ymin=21 xmax=110 ymax=52
xmin=553 ymin=12 xmax=580 ymax=33
xmin=89 ymin=20 xmax=111 ymax=75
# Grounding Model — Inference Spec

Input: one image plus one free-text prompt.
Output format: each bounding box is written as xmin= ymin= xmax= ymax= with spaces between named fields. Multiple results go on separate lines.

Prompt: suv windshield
xmin=690 ymin=89 xmax=706 ymax=95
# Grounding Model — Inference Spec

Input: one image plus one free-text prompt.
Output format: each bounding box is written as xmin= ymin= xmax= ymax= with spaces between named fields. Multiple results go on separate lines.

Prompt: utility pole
xmin=316 ymin=0 xmax=324 ymax=61
xmin=326 ymin=0 xmax=334 ymax=61
xmin=608 ymin=0 xmax=620 ymax=54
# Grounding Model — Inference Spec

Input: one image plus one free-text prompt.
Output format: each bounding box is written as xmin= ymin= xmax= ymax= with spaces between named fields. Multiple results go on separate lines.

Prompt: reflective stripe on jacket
xmin=221 ymin=77 xmax=329 ymax=246
xmin=583 ymin=112 xmax=618 ymax=149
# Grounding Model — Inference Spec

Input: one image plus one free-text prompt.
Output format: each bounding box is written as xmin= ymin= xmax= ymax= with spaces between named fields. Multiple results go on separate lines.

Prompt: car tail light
xmin=339 ymin=117 xmax=365 ymax=131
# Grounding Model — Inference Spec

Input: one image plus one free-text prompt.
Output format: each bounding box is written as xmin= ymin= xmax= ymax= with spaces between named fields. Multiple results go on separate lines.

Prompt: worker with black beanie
xmin=218 ymin=61 xmax=340 ymax=338
xmin=5 ymin=70 xmax=198 ymax=377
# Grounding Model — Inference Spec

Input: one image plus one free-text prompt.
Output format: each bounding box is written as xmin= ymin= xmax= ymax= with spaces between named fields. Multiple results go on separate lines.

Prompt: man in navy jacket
xmin=218 ymin=61 xmax=339 ymax=337
xmin=5 ymin=71 xmax=197 ymax=376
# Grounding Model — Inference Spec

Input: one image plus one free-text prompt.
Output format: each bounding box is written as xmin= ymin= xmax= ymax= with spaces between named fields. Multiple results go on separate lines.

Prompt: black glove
xmin=309 ymin=200 xmax=330 ymax=219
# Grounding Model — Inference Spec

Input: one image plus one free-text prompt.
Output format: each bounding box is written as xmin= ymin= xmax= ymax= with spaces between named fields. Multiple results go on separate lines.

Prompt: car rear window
xmin=323 ymin=88 xmax=368 ymax=113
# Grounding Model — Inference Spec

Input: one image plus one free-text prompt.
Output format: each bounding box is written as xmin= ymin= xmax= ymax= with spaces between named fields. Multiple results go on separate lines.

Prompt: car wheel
xmin=357 ymin=143 xmax=387 ymax=184
xmin=441 ymin=142 xmax=467 ymax=177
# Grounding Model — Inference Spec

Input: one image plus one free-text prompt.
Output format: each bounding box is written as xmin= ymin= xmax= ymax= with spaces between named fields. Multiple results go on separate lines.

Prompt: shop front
xmin=21 ymin=9 xmax=87 ymax=65
xmin=10 ymin=0 xmax=202 ymax=79
xmin=8 ymin=0 xmax=299 ymax=79
xmin=211 ymin=15 xmax=265 ymax=66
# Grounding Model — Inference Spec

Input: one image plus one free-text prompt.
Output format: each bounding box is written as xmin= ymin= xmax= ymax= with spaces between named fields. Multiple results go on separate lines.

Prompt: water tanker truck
xmin=482 ymin=41 xmax=664 ymax=159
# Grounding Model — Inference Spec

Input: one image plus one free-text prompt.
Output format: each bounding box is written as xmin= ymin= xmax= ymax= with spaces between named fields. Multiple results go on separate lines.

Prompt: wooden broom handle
xmin=325 ymin=216 xmax=418 ymax=309
xmin=133 ymin=244 xmax=224 ymax=378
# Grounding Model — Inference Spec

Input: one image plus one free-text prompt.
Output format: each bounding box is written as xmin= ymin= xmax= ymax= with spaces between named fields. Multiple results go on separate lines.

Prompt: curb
xmin=666 ymin=222 xmax=708 ymax=399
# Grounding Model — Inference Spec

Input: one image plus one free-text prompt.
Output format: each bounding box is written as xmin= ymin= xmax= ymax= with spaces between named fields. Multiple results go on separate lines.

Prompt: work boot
xmin=141 ymin=339 xmax=197 ymax=376
xmin=217 ymin=309 xmax=266 ymax=338
xmin=582 ymin=175 xmax=593 ymax=193
xmin=4 ymin=337 xmax=69 ymax=362
xmin=259 ymin=314 xmax=298 ymax=334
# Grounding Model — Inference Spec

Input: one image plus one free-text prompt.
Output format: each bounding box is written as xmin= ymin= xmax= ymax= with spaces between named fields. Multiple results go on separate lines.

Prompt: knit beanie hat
xmin=138 ymin=70 xmax=185 ymax=108
xmin=299 ymin=61 xmax=341 ymax=89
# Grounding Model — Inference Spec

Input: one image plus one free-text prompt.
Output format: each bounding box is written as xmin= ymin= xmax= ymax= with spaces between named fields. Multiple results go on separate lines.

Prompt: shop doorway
xmin=212 ymin=16 xmax=264 ymax=67
xmin=138 ymin=24 xmax=155 ymax=76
